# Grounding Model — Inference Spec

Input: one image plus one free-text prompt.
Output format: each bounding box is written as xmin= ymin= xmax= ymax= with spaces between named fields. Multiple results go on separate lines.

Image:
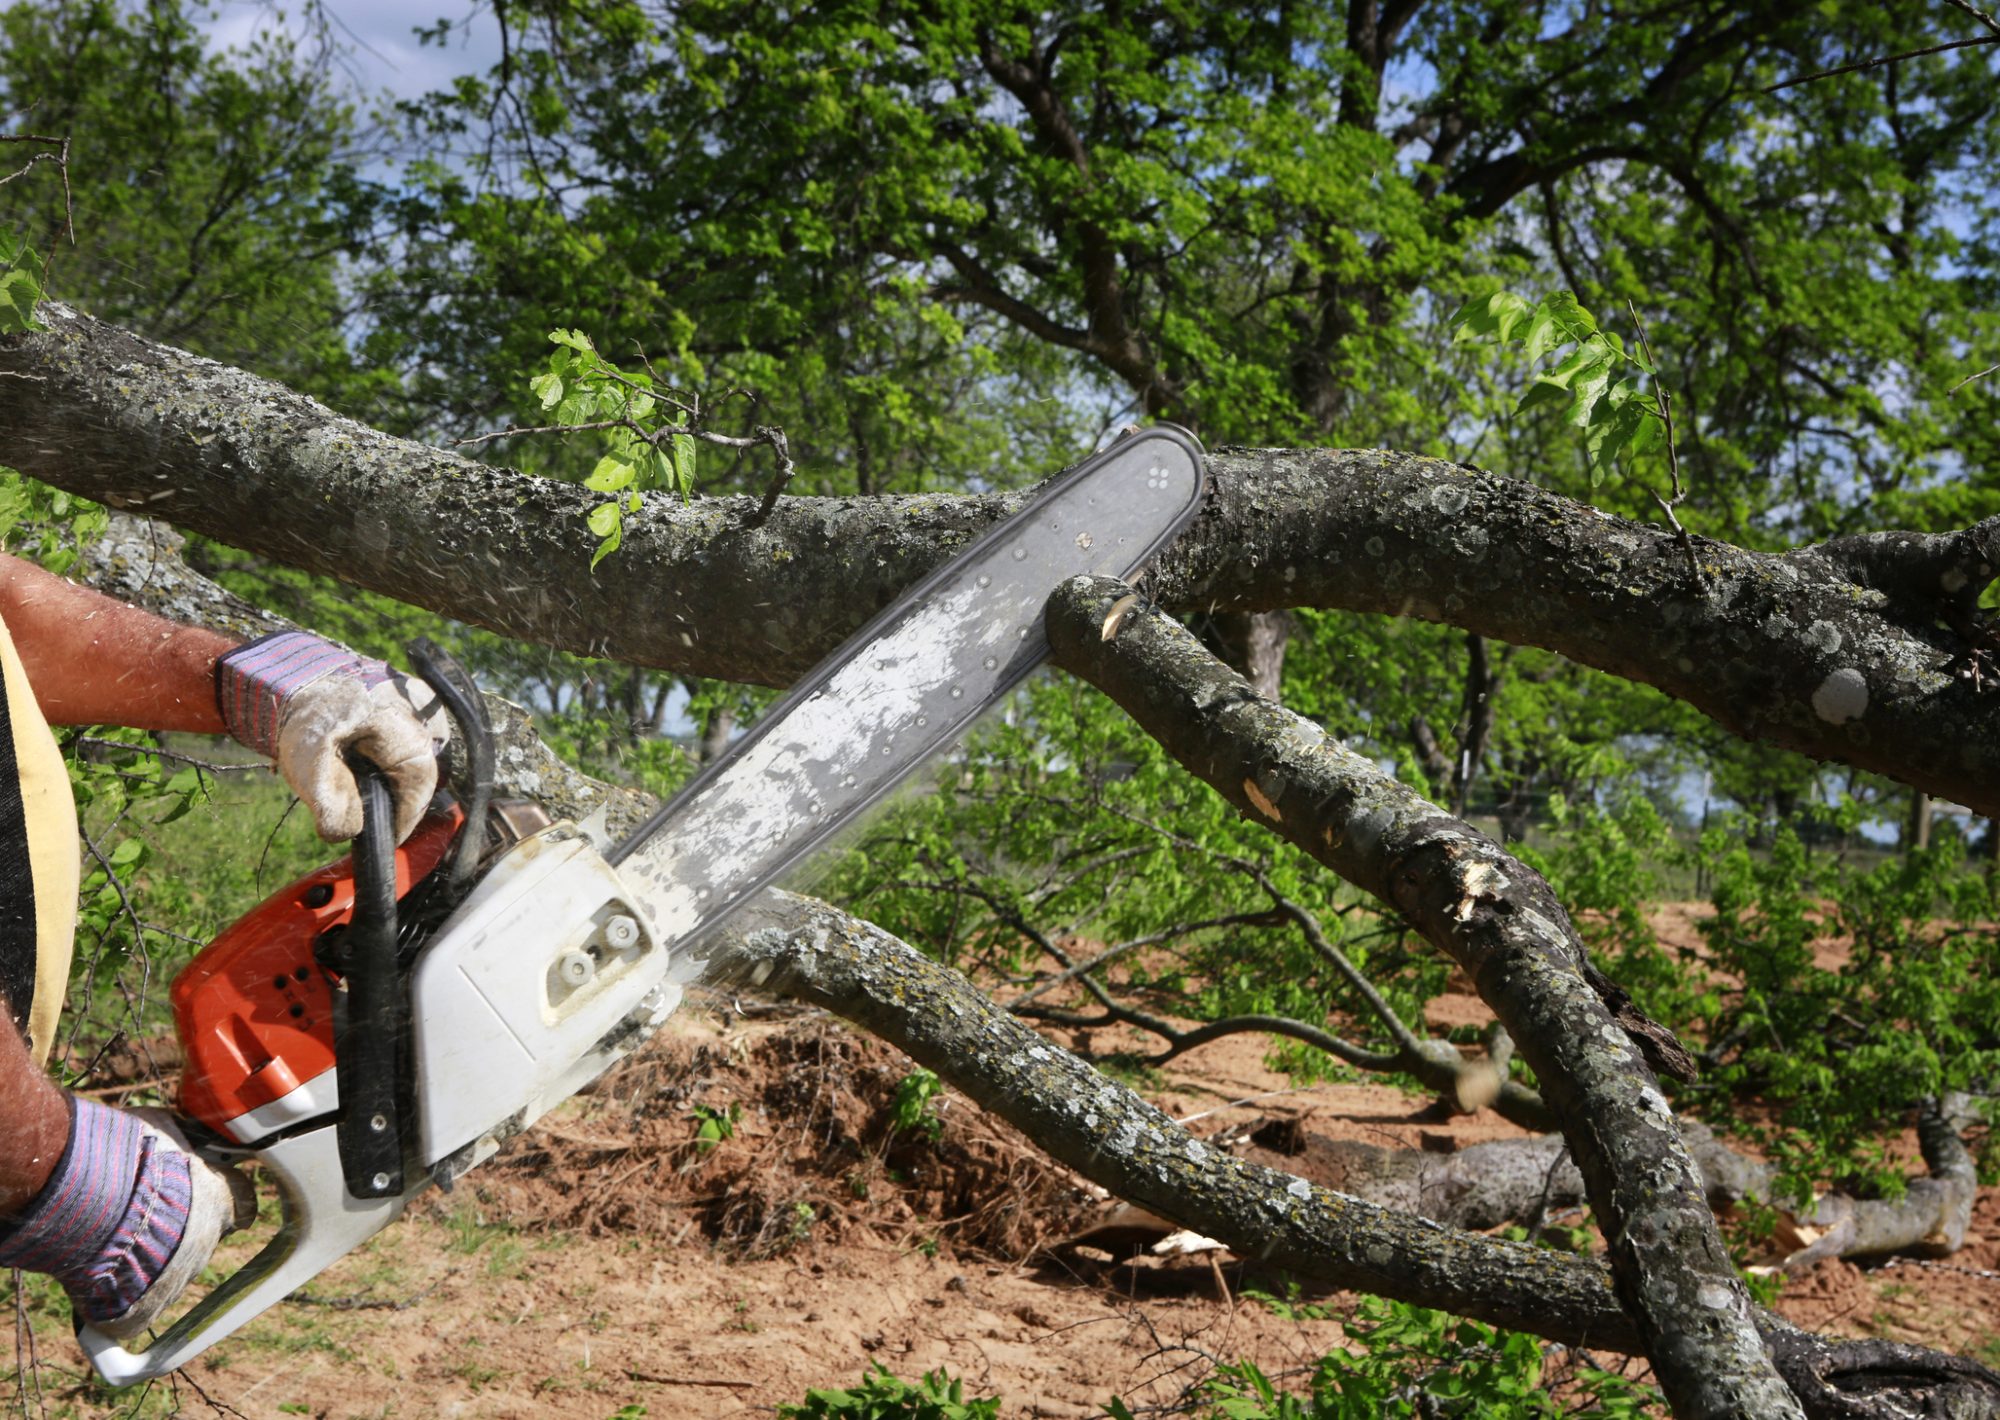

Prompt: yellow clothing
xmin=0 ymin=614 xmax=78 ymax=1067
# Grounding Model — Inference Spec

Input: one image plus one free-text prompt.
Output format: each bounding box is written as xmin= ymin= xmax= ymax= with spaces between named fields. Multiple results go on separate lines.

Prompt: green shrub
xmin=779 ymin=1365 xmax=999 ymax=1419
xmin=1108 ymin=1297 xmax=1660 ymax=1418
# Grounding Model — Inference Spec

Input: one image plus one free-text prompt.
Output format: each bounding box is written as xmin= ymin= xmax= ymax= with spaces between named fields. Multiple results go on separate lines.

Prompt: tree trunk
xmin=1203 ymin=609 xmax=1292 ymax=700
xmin=1909 ymin=791 xmax=1935 ymax=852
xmin=699 ymin=704 xmax=736 ymax=765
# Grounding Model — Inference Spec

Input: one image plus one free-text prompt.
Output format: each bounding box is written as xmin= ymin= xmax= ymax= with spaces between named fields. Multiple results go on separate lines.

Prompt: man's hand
xmin=217 ymin=633 xmax=444 ymax=842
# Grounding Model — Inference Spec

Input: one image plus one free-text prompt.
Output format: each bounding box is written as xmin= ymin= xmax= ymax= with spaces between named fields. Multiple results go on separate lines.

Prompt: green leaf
xmin=0 ymin=266 xmax=44 ymax=335
xmin=1516 ymin=378 xmax=1573 ymax=416
xmin=529 ymin=371 xmax=564 ymax=410
xmin=108 ymin=837 xmax=145 ymax=868
xmin=1592 ymin=375 xmax=1638 ymax=420
xmin=671 ymin=433 xmax=698 ymax=496
xmin=1542 ymin=290 xmax=1598 ymax=341
xmin=584 ymin=455 xmax=635 ymax=492
xmin=1540 ymin=341 xmax=1600 ymax=390
xmin=1567 ymin=352 xmax=1615 ymax=428
xmin=1586 ymin=399 xmax=1658 ymax=485
xmin=588 ymin=506 xmax=624 ymax=569
xmin=1519 ymin=307 xmax=1563 ymax=363
xmin=1450 ymin=290 xmax=1532 ymax=343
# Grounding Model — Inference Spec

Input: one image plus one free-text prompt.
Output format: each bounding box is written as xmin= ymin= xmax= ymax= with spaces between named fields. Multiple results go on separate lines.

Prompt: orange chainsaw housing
xmin=172 ymin=806 xmax=464 ymax=1138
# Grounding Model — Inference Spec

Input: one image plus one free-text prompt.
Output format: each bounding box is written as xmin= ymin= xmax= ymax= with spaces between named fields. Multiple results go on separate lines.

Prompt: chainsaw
xmin=79 ymin=427 xmax=1208 ymax=1384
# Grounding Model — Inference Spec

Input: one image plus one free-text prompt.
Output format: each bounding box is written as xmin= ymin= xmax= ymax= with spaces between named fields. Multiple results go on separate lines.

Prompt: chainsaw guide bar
xmin=612 ymin=424 xmax=1209 ymax=976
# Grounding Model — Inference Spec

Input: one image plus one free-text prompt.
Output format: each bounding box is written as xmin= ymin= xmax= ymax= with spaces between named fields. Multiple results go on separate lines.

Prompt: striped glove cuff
xmin=216 ymin=631 xmax=390 ymax=759
xmin=0 ymin=1099 xmax=195 ymax=1326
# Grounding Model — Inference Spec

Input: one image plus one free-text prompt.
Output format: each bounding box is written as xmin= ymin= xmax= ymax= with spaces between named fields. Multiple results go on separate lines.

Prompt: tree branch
xmin=711 ymin=891 xmax=2000 ymax=1419
xmin=9 ymin=305 xmax=2000 ymax=813
xmin=1042 ymin=574 xmax=1797 ymax=1418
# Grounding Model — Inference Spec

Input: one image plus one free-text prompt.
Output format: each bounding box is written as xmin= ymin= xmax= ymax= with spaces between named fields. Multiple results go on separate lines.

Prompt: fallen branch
xmin=710 ymin=892 xmax=2000 ymax=1419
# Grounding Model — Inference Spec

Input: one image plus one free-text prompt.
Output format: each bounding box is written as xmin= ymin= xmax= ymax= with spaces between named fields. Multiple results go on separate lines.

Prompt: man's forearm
xmin=0 ymin=999 xmax=71 ymax=1212
xmin=0 ymin=555 xmax=231 ymax=732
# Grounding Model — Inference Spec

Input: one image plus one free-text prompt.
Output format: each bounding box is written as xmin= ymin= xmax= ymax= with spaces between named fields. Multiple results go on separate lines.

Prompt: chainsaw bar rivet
xmin=369 ymin=1113 xmax=388 ymax=1132
xmin=603 ymin=915 xmax=640 ymax=950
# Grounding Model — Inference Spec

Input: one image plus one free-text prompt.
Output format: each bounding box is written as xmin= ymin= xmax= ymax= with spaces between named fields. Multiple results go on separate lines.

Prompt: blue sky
xmin=202 ymin=0 xmax=502 ymax=105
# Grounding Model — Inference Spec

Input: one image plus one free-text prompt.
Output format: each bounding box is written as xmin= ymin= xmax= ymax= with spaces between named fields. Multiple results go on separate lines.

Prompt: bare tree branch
xmin=1766 ymin=34 xmax=1999 ymax=93
xmin=1044 ymin=575 xmax=1791 ymax=1418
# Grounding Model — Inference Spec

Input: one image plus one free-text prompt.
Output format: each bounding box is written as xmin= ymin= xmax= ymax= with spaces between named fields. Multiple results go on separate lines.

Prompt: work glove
xmin=94 ymin=1108 xmax=259 ymax=1340
xmin=217 ymin=631 xmax=445 ymax=843
xmin=0 ymin=1100 xmax=256 ymax=1341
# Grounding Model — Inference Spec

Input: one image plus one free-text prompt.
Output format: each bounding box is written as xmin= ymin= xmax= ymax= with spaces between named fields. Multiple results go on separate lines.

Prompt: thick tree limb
xmin=8 ymin=305 xmax=2000 ymax=811
xmin=1042 ymin=574 xmax=1795 ymax=1418
xmin=711 ymin=893 xmax=2000 ymax=1420
xmin=1252 ymin=1111 xmax=1983 ymax=1272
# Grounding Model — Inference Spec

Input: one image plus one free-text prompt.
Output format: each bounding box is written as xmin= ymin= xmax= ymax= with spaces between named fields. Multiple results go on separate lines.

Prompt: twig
xmin=456 ymin=408 xmax=797 ymax=515
xmin=1172 ymin=1085 xmax=1321 ymax=1126
xmin=453 ymin=417 xmax=636 ymax=448
xmin=625 ymin=1371 xmax=756 ymax=1388
xmin=746 ymin=426 xmax=797 ymax=527
xmin=1627 ymin=299 xmax=1703 ymax=585
xmin=1764 ymin=34 xmax=1998 ymax=93
xmin=13 ymin=1270 xmax=45 ymax=1420
xmin=1946 ymin=362 xmax=1998 ymax=396
xmin=65 ymin=820 xmax=152 ymax=1060
xmin=1008 ymin=907 xmax=1291 ymax=1008
xmin=70 ymin=1078 xmax=177 ymax=1101
xmin=1942 ymin=0 xmax=2000 ymax=37
xmin=74 ymin=735 xmax=258 ymax=774
xmin=0 ymin=132 xmax=74 ymax=263
xmin=288 ymin=1275 xmax=450 ymax=1311
xmin=169 ymin=1367 xmax=249 ymax=1419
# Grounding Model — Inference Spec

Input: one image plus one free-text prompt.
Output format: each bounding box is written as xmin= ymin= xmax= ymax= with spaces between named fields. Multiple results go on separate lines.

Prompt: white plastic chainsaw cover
xmin=409 ymin=823 xmax=678 ymax=1167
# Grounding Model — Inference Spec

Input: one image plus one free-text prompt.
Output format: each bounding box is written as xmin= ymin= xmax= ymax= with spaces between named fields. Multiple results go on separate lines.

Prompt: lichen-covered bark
xmin=710 ymin=893 xmax=1640 ymax=1341
xmin=1043 ymin=575 xmax=1797 ymax=1420
xmin=8 ymin=305 xmax=2000 ymax=813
